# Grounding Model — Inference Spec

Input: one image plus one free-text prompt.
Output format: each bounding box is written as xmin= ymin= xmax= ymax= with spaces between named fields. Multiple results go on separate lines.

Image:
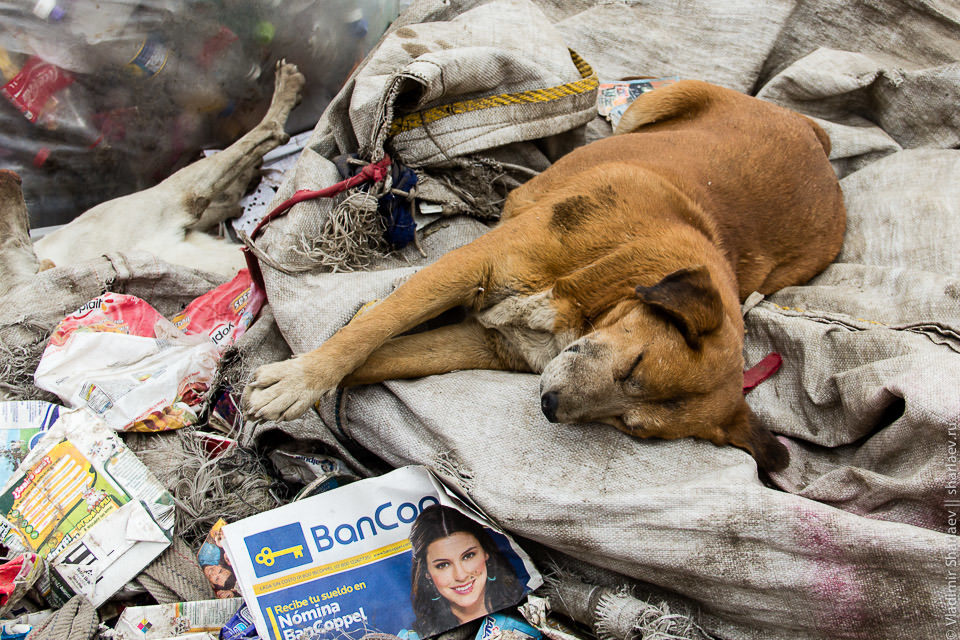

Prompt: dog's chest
xmin=474 ymin=291 xmax=576 ymax=372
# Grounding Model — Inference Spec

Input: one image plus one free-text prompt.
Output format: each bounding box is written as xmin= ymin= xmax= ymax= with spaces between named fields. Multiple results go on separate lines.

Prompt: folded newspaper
xmin=0 ymin=409 xmax=174 ymax=606
xmin=222 ymin=466 xmax=541 ymax=640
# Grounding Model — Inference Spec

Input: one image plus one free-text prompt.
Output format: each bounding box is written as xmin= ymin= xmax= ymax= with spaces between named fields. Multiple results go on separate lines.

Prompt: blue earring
xmin=431 ymin=595 xmax=441 ymax=601
xmin=488 ymin=576 xmax=496 ymax=582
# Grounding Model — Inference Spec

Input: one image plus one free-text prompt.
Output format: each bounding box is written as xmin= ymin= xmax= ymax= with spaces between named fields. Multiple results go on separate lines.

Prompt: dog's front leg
xmin=343 ymin=319 xmax=530 ymax=386
xmin=244 ymin=235 xmax=510 ymax=421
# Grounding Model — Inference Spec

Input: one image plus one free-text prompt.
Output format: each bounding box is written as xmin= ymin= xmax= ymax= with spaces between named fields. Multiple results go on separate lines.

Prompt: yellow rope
xmin=388 ymin=50 xmax=598 ymax=137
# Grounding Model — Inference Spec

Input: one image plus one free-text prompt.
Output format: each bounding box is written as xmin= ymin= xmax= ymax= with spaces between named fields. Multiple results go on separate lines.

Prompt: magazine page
xmin=222 ymin=466 xmax=541 ymax=640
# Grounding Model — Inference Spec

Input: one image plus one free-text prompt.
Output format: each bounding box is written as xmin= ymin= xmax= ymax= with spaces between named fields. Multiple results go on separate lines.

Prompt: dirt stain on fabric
xmin=402 ymin=42 xmax=431 ymax=58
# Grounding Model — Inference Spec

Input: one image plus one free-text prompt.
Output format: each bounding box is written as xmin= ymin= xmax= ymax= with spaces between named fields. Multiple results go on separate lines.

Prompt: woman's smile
xmin=451 ymin=579 xmax=475 ymax=595
xmin=426 ymin=531 xmax=491 ymax=621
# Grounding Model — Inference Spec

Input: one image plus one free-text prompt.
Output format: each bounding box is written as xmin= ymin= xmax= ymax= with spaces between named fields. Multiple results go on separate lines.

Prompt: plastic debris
xmin=0 ymin=0 xmax=398 ymax=228
xmin=33 ymin=293 xmax=220 ymax=432
xmin=266 ymin=451 xmax=359 ymax=497
xmin=219 ymin=603 xmax=260 ymax=640
xmin=171 ymin=270 xmax=266 ymax=352
xmin=0 ymin=554 xmax=46 ymax=619
xmin=475 ymin=614 xmax=542 ymax=640
xmin=33 ymin=271 xmax=263 ymax=432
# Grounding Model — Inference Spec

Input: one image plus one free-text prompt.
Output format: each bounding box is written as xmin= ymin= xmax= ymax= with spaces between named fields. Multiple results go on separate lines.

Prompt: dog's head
xmin=540 ymin=265 xmax=788 ymax=472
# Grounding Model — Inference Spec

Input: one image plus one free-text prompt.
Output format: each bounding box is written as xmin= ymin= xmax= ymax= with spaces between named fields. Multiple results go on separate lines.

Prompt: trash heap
xmin=0 ymin=0 xmax=393 ymax=229
xmin=0 ymin=274 xmax=712 ymax=640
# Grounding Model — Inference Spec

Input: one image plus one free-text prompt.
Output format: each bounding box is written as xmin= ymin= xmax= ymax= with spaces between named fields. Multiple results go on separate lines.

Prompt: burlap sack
xmin=240 ymin=2 xmax=959 ymax=638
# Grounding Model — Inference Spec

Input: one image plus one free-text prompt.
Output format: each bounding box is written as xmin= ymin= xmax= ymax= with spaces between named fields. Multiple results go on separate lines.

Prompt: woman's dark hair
xmin=409 ymin=505 xmax=524 ymax=637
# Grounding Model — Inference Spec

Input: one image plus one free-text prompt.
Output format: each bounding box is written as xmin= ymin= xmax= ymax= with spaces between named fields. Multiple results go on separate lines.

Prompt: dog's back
xmin=524 ymin=80 xmax=846 ymax=299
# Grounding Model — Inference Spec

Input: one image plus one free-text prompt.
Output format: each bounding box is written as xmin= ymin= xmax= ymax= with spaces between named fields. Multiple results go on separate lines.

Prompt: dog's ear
xmin=635 ymin=266 xmax=725 ymax=349
xmin=721 ymin=400 xmax=789 ymax=472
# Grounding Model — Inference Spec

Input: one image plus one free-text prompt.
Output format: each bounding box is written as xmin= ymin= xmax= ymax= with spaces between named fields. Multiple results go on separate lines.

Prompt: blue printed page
xmin=222 ymin=466 xmax=540 ymax=640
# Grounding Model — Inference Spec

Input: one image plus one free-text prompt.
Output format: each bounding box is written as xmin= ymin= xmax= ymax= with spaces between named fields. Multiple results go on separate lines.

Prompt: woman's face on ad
xmin=426 ymin=532 xmax=490 ymax=615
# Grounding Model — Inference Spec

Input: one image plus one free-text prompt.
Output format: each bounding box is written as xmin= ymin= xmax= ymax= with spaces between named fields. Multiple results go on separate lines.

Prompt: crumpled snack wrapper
xmin=34 ymin=293 xmax=219 ymax=432
xmin=33 ymin=272 xmax=263 ymax=432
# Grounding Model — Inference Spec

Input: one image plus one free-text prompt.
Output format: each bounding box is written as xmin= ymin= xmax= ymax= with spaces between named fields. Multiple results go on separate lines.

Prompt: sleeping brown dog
xmin=244 ymin=80 xmax=846 ymax=471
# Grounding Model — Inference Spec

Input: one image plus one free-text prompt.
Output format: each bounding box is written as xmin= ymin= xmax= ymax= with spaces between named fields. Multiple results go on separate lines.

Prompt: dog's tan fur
xmin=244 ymin=80 xmax=846 ymax=471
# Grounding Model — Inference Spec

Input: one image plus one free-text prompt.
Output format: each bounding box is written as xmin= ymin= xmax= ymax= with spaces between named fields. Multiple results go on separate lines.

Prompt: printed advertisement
xmin=0 ymin=409 xmax=174 ymax=606
xmin=0 ymin=401 xmax=61 ymax=487
xmin=596 ymin=77 xmax=680 ymax=127
xmin=222 ymin=466 xmax=541 ymax=640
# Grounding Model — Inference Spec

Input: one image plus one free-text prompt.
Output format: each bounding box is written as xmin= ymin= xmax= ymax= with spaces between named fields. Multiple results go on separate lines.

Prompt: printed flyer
xmin=114 ymin=597 xmax=244 ymax=640
xmin=0 ymin=401 xmax=61 ymax=486
xmin=0 ymin=409 xmax=174 ymax=606
xmin=222 ymin=466 xmax=541 ymax=640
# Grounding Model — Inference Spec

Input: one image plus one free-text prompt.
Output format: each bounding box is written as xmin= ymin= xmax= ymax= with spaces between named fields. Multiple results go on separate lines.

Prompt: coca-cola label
xmin=0 ymin=56 xmax=74 ymax=123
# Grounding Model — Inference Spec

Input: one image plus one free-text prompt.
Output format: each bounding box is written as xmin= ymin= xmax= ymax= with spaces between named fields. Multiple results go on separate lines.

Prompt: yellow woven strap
xmin=388 ymin=49 xmax=598 ymax=137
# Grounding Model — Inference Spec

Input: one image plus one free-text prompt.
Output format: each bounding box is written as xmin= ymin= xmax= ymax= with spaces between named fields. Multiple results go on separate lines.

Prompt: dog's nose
xmin=541 ymin=391 xmax=560 ymax=422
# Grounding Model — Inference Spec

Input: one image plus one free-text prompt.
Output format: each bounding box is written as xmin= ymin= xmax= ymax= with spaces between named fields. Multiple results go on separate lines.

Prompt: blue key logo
xmin=245 ymin=523 xmax=312 ymax=577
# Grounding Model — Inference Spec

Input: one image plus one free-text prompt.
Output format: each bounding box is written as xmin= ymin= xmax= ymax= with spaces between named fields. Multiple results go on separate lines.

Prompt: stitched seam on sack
xmin=392 ymin=91 xmax=598 ymax=140
xmin=760 ymin=302 xmax=960 ymax=352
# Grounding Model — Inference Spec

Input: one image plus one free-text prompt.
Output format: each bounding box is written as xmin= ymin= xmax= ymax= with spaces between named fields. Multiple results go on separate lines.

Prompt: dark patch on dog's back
xmin=593 ymin=184 xmax=618 ymax=210
xmin=551 ymin=195 xmax=591 ymax=233
xmin=551 ymin=186 xmax=619 ymax=234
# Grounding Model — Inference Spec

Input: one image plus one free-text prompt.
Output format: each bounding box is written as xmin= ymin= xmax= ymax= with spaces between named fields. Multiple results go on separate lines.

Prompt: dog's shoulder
xmin=474 ymin=290 xmax=577 ymax=372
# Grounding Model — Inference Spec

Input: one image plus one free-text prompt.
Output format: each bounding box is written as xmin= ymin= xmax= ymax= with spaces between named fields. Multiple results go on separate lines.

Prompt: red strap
xmin=743 ymin=352 xmax=782 ymax=393
xmin=241 ymin=155 xmax=391 ymax=296
xmin=248 ymin=155 xmax=392 ymax=241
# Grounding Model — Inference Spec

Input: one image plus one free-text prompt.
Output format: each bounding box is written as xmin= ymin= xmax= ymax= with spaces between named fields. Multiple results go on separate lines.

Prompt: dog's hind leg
xmin=343 ymin=319 xmax=531 ymax=386
xmin=0 ymin=171 xmax=41 ymax=297
xmin=162 ymin=61 xmax=306 ymax=230
xmin=244 ymin=231 xmax=515 ymax=421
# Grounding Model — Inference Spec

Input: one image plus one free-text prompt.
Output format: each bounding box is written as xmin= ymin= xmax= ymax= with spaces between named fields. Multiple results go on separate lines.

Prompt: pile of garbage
xmin=0 ymin=0 xmax=396 ymax=229
xmin=0 ymin=267 xmax=711 ymax=640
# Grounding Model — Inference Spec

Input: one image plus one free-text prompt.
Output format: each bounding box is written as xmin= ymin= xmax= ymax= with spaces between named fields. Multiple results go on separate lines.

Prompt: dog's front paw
xmin=243 ymin=356 xmax=335 ymax=422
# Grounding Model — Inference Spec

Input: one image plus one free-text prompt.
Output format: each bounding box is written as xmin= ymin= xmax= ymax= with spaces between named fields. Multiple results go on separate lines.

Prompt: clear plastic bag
xmin=0 ymin=0 xmax=399 ymax=228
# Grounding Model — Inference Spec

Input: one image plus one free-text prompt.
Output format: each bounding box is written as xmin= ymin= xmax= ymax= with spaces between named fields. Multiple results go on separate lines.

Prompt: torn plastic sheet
xmin=517 ymin=596 xmax=584 ymax=640
xmin=114 ymin=597 xmax=243 ymax=640
xmin=171 ymin=270 xmax=266 ymax=352
xmin=33 ymin=293 xmax=219 ymax=432
xmin=33 ymin=270 xmax=263 ymax=432
xmin=0 ymin=553 xmax=46 ymax=619
xmin=266 ymin=451 xmax=359 ymax=488
xmin=0 ymin=409 xmax=174 ymax=607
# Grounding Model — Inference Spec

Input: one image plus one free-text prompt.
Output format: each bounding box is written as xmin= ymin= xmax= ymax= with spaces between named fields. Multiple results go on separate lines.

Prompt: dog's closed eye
xmin=618 ymin=351 xmax=645 ymax=382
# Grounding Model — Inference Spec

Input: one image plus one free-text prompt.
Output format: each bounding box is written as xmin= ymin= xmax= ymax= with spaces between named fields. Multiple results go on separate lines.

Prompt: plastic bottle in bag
xmin=0 ymin=53 xmax=102 ymax=149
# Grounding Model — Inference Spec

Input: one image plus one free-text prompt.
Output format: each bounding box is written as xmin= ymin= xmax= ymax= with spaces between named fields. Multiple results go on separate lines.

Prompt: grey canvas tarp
xmin=2 ymin=1 xmax=958 ymax=639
